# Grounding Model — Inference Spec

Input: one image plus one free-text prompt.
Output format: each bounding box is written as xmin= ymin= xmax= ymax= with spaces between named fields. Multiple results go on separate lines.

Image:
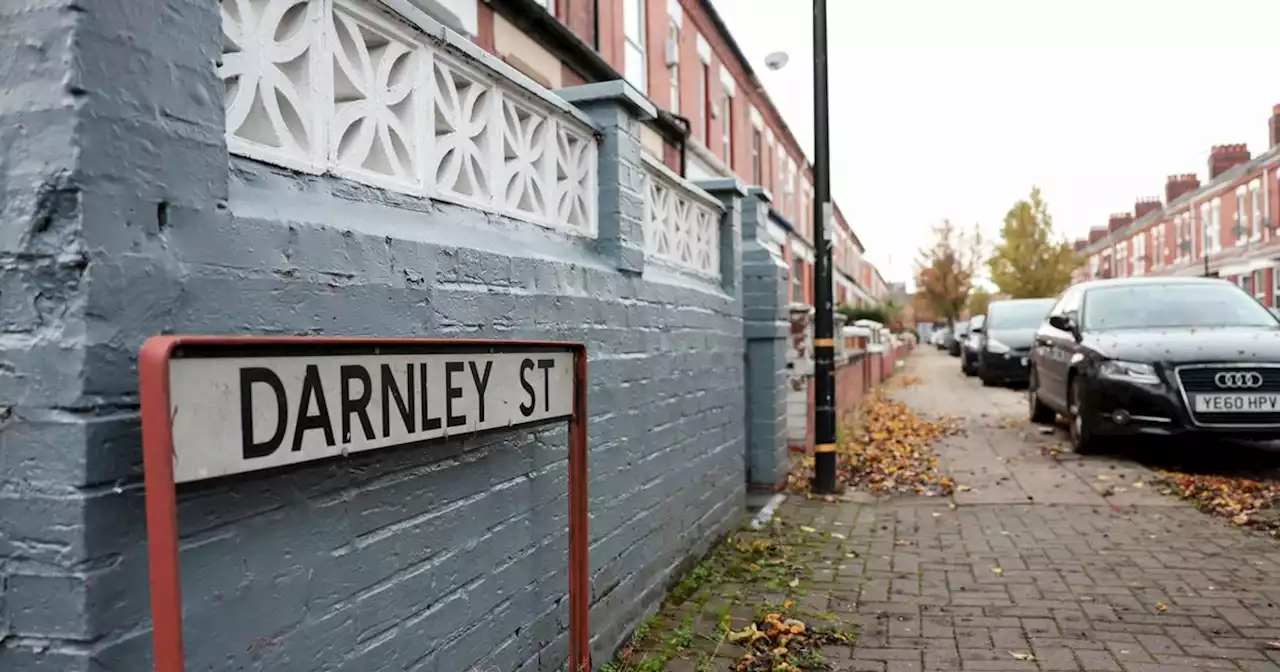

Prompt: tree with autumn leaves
xmin=987 ymin=187 xmax=1081 ymax=298
xmin=915 ymin=220 xmax=984 ymax=327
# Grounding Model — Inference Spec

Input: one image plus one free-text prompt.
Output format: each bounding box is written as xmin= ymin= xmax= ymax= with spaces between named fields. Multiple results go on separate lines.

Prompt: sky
xmin=712 ymin=0 xmax=1280 ymax=288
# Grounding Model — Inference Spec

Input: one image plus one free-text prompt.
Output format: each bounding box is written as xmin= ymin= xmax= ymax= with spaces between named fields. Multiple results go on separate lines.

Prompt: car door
xmin=1035 ymin=288 xmax=1081 ymax=409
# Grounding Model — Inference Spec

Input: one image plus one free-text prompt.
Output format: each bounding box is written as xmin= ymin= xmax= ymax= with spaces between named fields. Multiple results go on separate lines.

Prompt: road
xmin=784 ymin=348 xmax=1280 ymax=671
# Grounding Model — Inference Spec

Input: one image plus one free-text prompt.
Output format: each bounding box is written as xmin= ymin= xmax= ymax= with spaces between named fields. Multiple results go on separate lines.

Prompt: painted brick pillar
xmin=786 ymin=304 xmax=815 ymax=452
xmin=558 ymin=80 xmax=656 ymax=274
xmin=737 ymin=187 xmax=789 ymax=489
xmin=693 ymin=178 xmax=746 ymax=300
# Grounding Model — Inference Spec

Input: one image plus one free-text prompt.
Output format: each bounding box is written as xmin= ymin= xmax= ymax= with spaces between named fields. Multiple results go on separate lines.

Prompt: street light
xmin=760 ymin=5 xmax=838 ymax=494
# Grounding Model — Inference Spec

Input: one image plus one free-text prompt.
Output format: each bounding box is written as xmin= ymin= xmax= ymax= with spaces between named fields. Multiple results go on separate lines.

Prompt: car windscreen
xmin=986 ymin=300 xmax=1054 ymax=330
xmin=970 ymin=315 xmax=985 ymax=330
xmin=1083 ymin=282 xmax=1279 ymax=330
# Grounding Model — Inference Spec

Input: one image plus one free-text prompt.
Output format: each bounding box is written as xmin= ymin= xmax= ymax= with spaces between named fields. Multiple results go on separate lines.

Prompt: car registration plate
xmin=1193 ymin=393 xmax=1280 ymax=413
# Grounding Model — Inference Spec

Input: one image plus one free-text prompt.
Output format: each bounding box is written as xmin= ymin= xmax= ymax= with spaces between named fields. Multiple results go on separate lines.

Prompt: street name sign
xmin=139 ymin=337 xmax=591 ymax=672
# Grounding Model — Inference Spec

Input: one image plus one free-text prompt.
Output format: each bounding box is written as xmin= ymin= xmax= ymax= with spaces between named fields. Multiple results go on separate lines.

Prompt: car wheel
xmin=1027 ymin=369 xmax=1055 ymax=424
xmin=1067 ymin=377 xmax=1100 ymax=454
xmin=980 ymin=375 xmax=997 ymax=387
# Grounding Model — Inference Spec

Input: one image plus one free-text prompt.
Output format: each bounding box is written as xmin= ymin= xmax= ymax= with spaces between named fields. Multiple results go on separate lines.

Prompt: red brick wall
xmin=561 ymin=0 xmax=596 ymax=47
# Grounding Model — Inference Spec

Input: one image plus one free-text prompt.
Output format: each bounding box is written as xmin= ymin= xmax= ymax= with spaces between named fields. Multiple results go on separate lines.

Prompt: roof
xmin=1082 ymin=143 xmax=1280 ymax=255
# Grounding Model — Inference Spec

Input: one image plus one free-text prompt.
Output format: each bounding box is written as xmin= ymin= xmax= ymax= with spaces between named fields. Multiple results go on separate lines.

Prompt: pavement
xmin=793 ymin=348 xmax=1280 ymax=671
xmin=620 ymin=348 xmax=1280 ymax=672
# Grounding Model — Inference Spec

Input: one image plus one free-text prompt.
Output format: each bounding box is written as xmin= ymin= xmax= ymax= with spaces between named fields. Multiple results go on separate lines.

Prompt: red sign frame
xmin=139 ymin=335 xmax=590 ymax=672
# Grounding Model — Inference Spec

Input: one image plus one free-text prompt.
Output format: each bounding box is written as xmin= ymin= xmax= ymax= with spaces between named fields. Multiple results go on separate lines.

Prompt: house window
xmin=721 ymin=92 xmax=733 ymax=165
xmin=1200 ymin=203 xmax=1213 ymax=255
xmin=1116 ymin=241 xmax=1128 ymax=277
xmin=1242 ymin=274 xmax=1254 ymax=295
xmin=1274 ymin=266 xmax=1280 ymax=307
xmin=1153 ymin=225 xmax=1164 ymax=268
xmin=792 ymin=257 xmax=804 ymax=303
xmin=776 ymin=153 xmax=787 ymax=214
xmin=623 ymin=0 xmax=648 ymax=94
xmin=1253 ymin=270 xmax=1267 ymax=299
xmin=666 ymin=20 xmax=679 ymax=114
xmin=1237 ymin=187 xmax=1249 ymax=245
xmin=700 ymin=63 xmax=711 ymax=146
xmin=1252 ymin=181 xmax=1264 ymax=241
xmin=751 ymin=128 xmax=761 ymax=184
xmin=1134 ymin=232 xmax=1146 ymax=275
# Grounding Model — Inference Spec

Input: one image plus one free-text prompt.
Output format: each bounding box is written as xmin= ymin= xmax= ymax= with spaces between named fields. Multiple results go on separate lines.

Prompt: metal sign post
xmin=138 ymin=336 xmax=590 ymax=672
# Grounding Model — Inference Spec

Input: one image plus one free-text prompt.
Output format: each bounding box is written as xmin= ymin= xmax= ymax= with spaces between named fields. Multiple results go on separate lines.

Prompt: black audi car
xmin=1027 ymin=277 xmax=1280 ymax=453
xmin=975 ymin=298 xmax=1056 ymax=387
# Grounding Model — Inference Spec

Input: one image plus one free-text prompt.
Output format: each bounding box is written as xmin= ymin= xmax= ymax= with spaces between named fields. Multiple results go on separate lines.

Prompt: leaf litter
xmin=604 ymin=519 xmax=856 ymax=672
xmin=789 ymin=387 xmax=965 ymax=498
xmin=1154 ymin=470 xmax=1280 ymax=536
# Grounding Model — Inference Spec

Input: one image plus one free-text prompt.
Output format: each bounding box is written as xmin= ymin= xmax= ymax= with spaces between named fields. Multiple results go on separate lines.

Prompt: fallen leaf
xmin=1133 ymin=481 xmax=1145 ymax=488
xmin=788 ymin=578 xmax=800 ymax=588
xmin=1156 ymin=602 xmax=1169 ymax=613
xmin=831 ymin=532 xmax=846 ymax=540
xmin=1096 ymin=474 xmax=1112 ymax=482
xmin=799 ymin=526 xmax=817 ymax=533
xmin=991 ymin=567 xmax=1004 ymax=576
xmin=1233 ymin=514 xmax=1250 ymax=526
xmin=1009 ymin=651 xmax=1035 ymax=661
xmin=1266 ymin=641 xmax=1280 ymax=650
xmin=956 ymin=484 xmax=972 ymax=492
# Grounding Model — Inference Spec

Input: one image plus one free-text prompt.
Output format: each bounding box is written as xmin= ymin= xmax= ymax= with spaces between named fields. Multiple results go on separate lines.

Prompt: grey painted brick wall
xmin=740 ymin=189 xmax=790 ymax=488
xmin=0 ymin=1 xmax=747 ymax=671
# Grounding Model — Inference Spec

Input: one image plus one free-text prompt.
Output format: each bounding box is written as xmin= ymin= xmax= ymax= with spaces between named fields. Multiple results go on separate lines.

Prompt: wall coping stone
xmin=558 ymin=80 xmax=657 ymax=122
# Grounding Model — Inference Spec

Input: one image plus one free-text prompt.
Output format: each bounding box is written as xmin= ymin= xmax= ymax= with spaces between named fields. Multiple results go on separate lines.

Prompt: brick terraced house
xmin=1074 ymin=105 xmax=1280 ymax=305
xmin=422 ymin=0 xmax=890 ymax=307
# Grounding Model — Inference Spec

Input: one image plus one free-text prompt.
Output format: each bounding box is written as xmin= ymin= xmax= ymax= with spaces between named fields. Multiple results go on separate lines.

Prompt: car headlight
xmin=985 ymin=339 xmax=1010 ymax=354
xmin=1099 ymin=360 xmax=1160 ymax=384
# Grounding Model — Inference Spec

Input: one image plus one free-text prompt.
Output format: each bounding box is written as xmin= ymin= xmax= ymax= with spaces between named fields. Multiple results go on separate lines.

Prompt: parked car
xmin=932 ymin=328 xmax=951 ymax=350
xmin=947 ymin=321 xmax=968 ymax=357
xmin=977 ymin=298 xmax=1056 ymax=387
xmin=961 ymin=314 xmax=986 ymax=376
xmin=1027 ymin=277 xmax=1280 ymax=453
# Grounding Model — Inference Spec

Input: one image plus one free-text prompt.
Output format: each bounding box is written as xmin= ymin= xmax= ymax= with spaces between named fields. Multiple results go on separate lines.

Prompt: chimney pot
xmin=1208 ymin=143 xmax=1251 ymax=179
xmin=1108 ymin=213 xmax=1134 ymax=233
xmin=1165 ymin=173 xmax=1201 ymax=203
xmin=1271 ymin=105 xmax=1280 ymax=149
xmin=1134 ymin=198 xmax=1162 ymax=220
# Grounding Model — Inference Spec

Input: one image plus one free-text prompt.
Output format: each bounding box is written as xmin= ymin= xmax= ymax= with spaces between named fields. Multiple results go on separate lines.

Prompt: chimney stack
xmin=1208 ymin=143 xmax=1251 ymax=179
xmin=1270 ymin=104 xmax=1280 ymax=149
xmin=1108 ymin=213 xmax=1134 ymax=233
xmin=1134 ymin=198 xmax=1162 ymax=220
xmin=1088 ymin=227 xmax=1107 ymax=244
xmin=1165 ymin=173 xmax=1201 ymax=204
xmin=1072 ymin=239 xmax=1087 ymax=252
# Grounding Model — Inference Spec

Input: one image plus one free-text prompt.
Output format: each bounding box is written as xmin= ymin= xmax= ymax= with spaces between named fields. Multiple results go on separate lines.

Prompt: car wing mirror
xmin=1048 ymin=314 xmax=1082 ymax=340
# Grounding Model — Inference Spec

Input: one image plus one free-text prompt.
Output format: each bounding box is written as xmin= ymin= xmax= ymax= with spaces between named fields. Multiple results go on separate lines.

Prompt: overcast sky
xmin=713 ymin=0 xmax=1280 ymax=287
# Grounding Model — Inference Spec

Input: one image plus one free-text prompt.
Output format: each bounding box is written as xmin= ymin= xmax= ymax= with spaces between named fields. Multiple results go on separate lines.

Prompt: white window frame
xmin=1236 ymin=186 xmax=1250 ymax=245
xmin=720 ymin=90 xmax=733 ymax=164
xmin=1252 ymin=269 xmax=1267 ymax=301
xmin=1116 ymin=241 xmax=1128 ymax=277
xmin=666 ymin=19 xmax=679 ymax=114
xmin=696 ymin=59 xmax=708 ymax=142
xmin=623 ymin=0 xmax=648 ymax=94
xmin=1251 ymin=180 xmax=1264 ymax=242
xmin=1141 ymin=230 xmax=1152 ymax=272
